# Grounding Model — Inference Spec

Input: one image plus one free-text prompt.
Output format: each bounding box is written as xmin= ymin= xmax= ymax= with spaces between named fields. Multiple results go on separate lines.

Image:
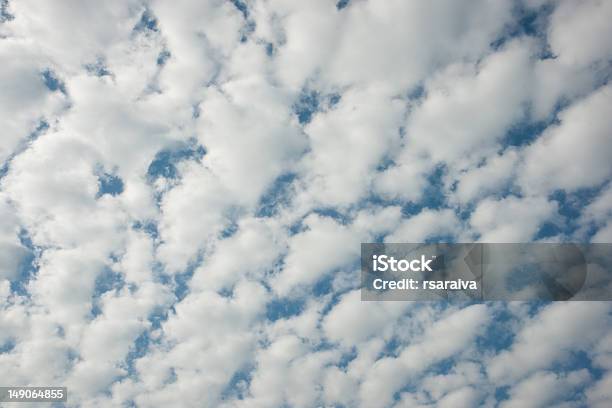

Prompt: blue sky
xmin=1 ymin=0 xmax=612 ymax=407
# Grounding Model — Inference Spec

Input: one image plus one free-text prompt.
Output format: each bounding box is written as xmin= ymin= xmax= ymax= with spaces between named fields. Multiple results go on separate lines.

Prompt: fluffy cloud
xmin=500 ymin=370 xmax=591 ymax=408
xmin=519 ymin=85 xmax=612 ymax=195
xmin=488 ymin=302 xmax=612 ymax=384
xmin=386 ymin=208 xmax=463 ymax=242
xmin=470 ymin=195 xmax=558 ymax=242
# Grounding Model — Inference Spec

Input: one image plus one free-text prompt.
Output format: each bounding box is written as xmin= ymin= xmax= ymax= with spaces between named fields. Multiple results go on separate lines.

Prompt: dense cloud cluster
xmin=1 ymin=0 xmax=611 ymax=406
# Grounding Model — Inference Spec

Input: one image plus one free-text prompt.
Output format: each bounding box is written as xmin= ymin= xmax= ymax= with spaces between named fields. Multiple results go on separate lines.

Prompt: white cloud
xmin=500 ymin=370 xmax=591 ymax=408
xmin=453 ymin=150 xmax=518 ymax=203
xmin=0 ymin=195 xmax=29 ymax=281
xmin=519 ymin=85 xmax=612 ymax=195
xmin=5 ymin=0 xmax=142 ymax=69
xmin=488 ymin=302 xmax=612 ymax=384
xmin=300 ymin=85 xmax=405 ymax=207
xmin=0 ymin=40 xmax=66 ymax=163
xmin=196 ymin=78 xmax=306 ymax=205
xmin=322 ymin=290 xmax=409 ymax=348
xmin=586 ymin=371 xmax=612 ymax=408
xmin=386 ymin=209 xmax=462 ymax=242
xmin=190 ymin=217 xmax=286 ymax=293
xmin=470 ymin=195 xmax=558 ymax=242
xmin=420 ymin=362 xmax=485 ymax=401
xmin=322 ymin=0 xmax=511 ymax=90
xmin=359 ymin=304 xmax=490 ymax=407
xmin=271 ymin=214 xmax=359 ymax=296
xmin=548 ymin=0 xmax=612 ymax=67
xmin=405 ymin=39 xmax=534 ymax=168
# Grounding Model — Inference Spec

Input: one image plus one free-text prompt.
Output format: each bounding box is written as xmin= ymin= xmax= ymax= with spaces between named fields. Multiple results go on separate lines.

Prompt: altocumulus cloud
xmin=1 ymin=0 xmax=612 ymax=407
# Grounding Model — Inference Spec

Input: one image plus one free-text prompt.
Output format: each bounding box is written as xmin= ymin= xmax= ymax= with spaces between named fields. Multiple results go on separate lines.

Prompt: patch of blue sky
xmin=239 ymin=20 xmax=256 ymax=43
xmin=312 ymin=273 xmax=335 ymax=297
xmin=337 ymin=347 xmax=358 ymax=369
xmin=165 ymin=368 xmax=178 ymax=385
xmin=423 ymin=234 xmax=456 ymax=244
xmin=221 ymin=365 xmax=254 ymax=401
xmin=156 ymin=49 xmax=171 ymax=66
xmin=313 ymin=339 xmax=340 ymax=353
xmin=498 ymin=97 xmax=576 ymax=154
xmin=173 ymin=252 xmax=204 ymax=301
xmin=536 ymin=184 xmax=608 ymax=240
xmin=9 ymin=229 xmax=37 ymax=297
xmin=124 ymin=330 xmax=151 ymax=379
xmin=523 ymin=300 xmax=552 ymax=318
xmin=120 ymin=401 xmax=137 ymax=408
xmin=357 ymin=191 xmax=403 ymax=212
xmin=293 ymin=89 xmax=319 ymax=125
xmin=0 ymin=338 xmax=16 ymax=354
xmin=476 ymin=306 xmax=517 ymax=352
xmin=96 ymin=172 xmax=124 ymax=198
xmin=293 ymin=89 xmax=343 ymax=125
xmin=501 ymin=118 xmax=549 ymax=148
xmin=328 ymin=92 xmax=342 ymax=107
xmin=264 ymin=42 xmax=275 ymax=56
xmin=256 ymin=173 xmax=296 ymax=217
xmin=315 ymin=263 xmax=358 ymax=298
xmin=319 ymin=287 xmax=351 ymax=321
xmin=230 ymin=0 xmax=248 ymax=19
xmin=151 ymin=260 xmax=173 ymax=294
xmin=92 ymin=267 xmax=124 ymax=296
xmin=228 ymin=0 xmax=255 ymax=43
xmin=402 ymin=164 xmax=448 ymax=217
xmin=265 ymin=297 xmax=304 ymax=321
xmin=495 ymin=386 xmax=510 ymax=403
xmin=173 ymin=271 xmax=194 ymax=302
xmin=336 ymin=0 xmax=350 ymax=11
xmin=426 ymin=357 xmax=459 ymax=377
xmin=216 ymin=287 xmax=234 ymax=299
xmin=147 ymin=140 xmax=206 ymax=182
xmin=10 ymin=252 xmax=35 ymax=296
xmin=90 ymin=303 xmax=102 ymax=318
xmin=535 ymin=221 xmax=564 ymax=240
xmin=219 ymin=205 xmax=246 ymax=238
xmin=41 ymin=69 xmax=67 ymax=93
xmin=312 ymin=207 xmax=352 ymax=225
xmin=552 ymin=350 xmax=602 ymax=378
xmin=220 ymin=221 xmax=239 ymax=239
xmin=132 ymin=220 xmax=159 ymax=240
xmin=148 ymin=306 xmax=170 ymax=330
xmin=551 ymin=186 xmax=605 ymax=220
xmin=406 ymin=83 xmax=425 ymax=101
xmin=91 ymin=267 xmax=125 ymax=318
xmin=1 ymin=120 xmax=49 ymax=180
xmin=285 ymin=208 xmax=352 ymax=237
xmin=84 ymin=58 xmax=112 ymax=77
xmin=0 ymin=0 xmax=14 ymax=22
xmin=490 ymin=2 xmax=553 ymax=52
xmin=287 ymin=218 xmax=308 ymax=236
xmin=133 ymin=8 xmax=158 ymax=33
xmin=379 ymin=336 xmax=401 ymax=359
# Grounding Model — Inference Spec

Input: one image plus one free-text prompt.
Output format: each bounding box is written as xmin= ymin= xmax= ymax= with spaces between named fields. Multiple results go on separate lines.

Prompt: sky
xmin=1 ymin=0 xmax=612 ymax=407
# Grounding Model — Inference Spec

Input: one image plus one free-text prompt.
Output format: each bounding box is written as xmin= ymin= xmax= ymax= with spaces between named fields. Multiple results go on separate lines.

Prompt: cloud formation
xmin=1 ymin=0 xmax=611 ymax=407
